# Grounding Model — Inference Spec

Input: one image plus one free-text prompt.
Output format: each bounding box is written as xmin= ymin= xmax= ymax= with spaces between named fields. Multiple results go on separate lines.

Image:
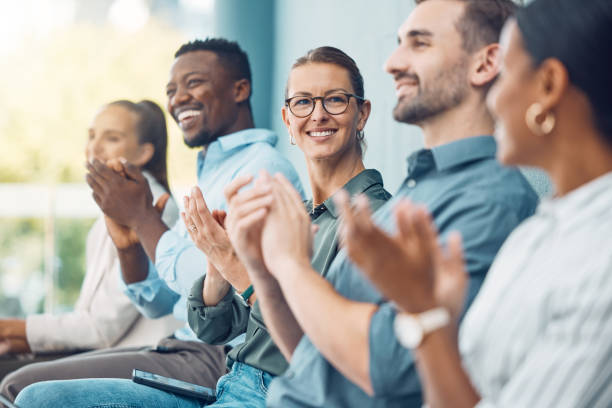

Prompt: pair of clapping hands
xmin=85 ymin=158 xmax=169 ymax=249
xmin=182 ymin=170 xmax=467 ymax=322
xmin=181 ymin=171 xmax=315 ymax=299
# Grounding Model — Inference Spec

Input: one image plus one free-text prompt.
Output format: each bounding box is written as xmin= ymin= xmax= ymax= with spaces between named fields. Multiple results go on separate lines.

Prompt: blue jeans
xmin=15 ymin=362 xmax=274 ymax=408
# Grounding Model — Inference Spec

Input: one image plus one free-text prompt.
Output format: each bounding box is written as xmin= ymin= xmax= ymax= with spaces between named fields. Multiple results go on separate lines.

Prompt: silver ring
xmin=189 ymin=224 xmax=197 ymax=232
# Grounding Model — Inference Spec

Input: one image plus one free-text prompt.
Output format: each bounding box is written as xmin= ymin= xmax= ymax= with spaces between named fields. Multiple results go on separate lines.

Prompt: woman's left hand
xmin=182 ymin=187 xmax=235 ymax=269
xmin=337 ymin=196 xmax=467 ymax=319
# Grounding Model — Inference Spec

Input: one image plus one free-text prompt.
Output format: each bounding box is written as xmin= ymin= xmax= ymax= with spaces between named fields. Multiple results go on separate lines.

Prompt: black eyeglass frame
xmin=284 ymin=92 xmax=365 ymax=118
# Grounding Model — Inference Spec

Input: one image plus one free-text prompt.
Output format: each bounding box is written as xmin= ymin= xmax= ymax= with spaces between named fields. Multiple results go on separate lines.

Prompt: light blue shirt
xmin=123 ymin=128 xmax=304 ymax=341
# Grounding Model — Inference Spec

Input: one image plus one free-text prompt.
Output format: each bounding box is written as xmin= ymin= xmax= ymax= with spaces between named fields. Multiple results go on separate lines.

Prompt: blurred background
xmin=0 ymin=0 xmax=549 ymax=317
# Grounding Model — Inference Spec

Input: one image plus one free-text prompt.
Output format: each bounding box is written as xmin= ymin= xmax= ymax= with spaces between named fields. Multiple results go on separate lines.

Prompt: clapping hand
xmin=224 ymin=172 xmax=274 ymax=278
xmin=259 ymin=173 xmax=314 ymax=277
xmin=182 ymin=186 xmax=235 ymax=273
xmin=336 ymin=195 xmax=467 ymax=322
xmin=100 ymin=158 xmax=168 ymax=249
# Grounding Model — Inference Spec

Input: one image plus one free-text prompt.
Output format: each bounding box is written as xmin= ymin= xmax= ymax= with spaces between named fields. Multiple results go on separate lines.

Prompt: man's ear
xmin=234 ymin=79 xmax=251 ymax=104
xmin=470 ymin=44 xmax=501 ymax=88
xmin=132 ymin=143 xmax=154 ymax=168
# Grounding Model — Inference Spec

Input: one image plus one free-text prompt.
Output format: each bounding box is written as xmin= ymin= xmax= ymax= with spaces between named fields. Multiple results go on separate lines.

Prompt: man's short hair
xmin=175 ymin=38 xmax=252 ymax=91
xmin=416 ymin=0 xmax=520 ymax=52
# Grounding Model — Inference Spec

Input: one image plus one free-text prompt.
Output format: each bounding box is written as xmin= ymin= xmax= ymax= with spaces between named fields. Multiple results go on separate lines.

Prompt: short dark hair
xmin=416 ymin=0 xmax=519 ymax=52
xmin=108 ymin=100 xmax=170 ymax=192
xmin=175 ymin=38 xmax=251 ymax=84
xmin=517 ymin=0 xmax=612 ymax=144
xmin=175 ymin=38 xmax=253 ymax=112
xmin=286 ymin=46 xmax=367 ymax=156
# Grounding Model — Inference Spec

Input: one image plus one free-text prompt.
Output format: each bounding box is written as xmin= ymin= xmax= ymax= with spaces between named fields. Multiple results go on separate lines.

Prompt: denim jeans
xmin=15 ymin=362 xmax=274 ymax=408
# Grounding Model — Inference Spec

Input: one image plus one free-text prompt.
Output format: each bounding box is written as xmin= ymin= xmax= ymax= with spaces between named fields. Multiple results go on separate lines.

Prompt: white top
xmin=26 ymin=173 xmax=183 ymax=352
xmin=460 ymin=171 xmax=612 ymax=408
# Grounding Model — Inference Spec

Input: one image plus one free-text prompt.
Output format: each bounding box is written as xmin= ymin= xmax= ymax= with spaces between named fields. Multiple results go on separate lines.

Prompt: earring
xmin=525 ymin=103 xmax=556 ymax=135
xmin=357 ymin=130 xmax=365 ymax=141
xmin=289 ymin=133 xmax=296 ymax=145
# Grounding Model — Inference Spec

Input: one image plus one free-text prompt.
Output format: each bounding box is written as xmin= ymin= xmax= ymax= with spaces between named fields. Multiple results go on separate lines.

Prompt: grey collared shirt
xmin=267 ymin=136 xmax=539 ymax=408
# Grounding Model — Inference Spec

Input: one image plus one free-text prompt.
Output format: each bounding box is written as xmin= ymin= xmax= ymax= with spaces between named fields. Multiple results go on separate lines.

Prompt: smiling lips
xmin=395 ymin=80 xmax=419 ymax=98
xmin=308 ymin=129 xmax=337 ymax=138
xmin=177 ymin=109 xmax=201 ymax=130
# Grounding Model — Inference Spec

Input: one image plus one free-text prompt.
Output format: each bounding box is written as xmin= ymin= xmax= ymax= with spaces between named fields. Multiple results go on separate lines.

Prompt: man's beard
xmin=393 ymin=59 xmax=469 ymax=125
xmin=183 ymin=128 xmax=219 ymax=148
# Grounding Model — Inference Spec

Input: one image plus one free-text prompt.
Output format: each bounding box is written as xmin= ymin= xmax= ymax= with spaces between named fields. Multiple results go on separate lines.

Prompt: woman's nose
xmin=310 ymin=99 xmax=330 ymax=122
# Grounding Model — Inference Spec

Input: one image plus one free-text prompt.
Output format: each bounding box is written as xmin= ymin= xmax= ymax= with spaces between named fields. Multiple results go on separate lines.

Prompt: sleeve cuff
xmin=122 ymin=259 xmax=164 ymax=303
xmin=187 ymin=275 xmax=235 ymax=318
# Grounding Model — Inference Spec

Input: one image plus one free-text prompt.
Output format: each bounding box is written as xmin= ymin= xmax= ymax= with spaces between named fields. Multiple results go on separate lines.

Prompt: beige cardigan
xmin=25 ymin=173 xmax=183 ymax=352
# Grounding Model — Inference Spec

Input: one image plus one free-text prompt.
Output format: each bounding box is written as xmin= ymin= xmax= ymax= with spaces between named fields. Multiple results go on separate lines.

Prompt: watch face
xmin=394 ymin=314 xmax=423 ymax=349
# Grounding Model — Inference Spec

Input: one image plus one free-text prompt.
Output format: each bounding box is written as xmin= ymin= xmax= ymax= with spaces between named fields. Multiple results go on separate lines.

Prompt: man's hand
xmin=104 ymin=191 xmax=169 ymax=250
xmin=336 ymin=195 xmax=467 ymax=320
xmin=85 ymin=158 xmax=155 ymax=230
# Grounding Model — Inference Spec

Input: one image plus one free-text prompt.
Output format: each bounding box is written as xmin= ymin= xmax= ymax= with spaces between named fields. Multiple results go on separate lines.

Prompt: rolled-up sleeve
xmin=369 ymin=302 xmax=423 ymax=399
xmin=187 ymin=275 xmax=251 ymax=345
xmin=122 ymin=258 xmax=181 ymax=319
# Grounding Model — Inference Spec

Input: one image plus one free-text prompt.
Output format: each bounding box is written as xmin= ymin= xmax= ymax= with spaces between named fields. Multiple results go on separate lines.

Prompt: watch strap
xmin=239 ymin=285 xmax=254 ymax=305
xmin=419 ymin=307 xmax=451 ymax=333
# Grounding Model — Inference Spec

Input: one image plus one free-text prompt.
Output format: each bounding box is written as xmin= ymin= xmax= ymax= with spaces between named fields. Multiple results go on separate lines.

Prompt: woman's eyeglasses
xmin=285 ymin=93 xmax=364 ymax=118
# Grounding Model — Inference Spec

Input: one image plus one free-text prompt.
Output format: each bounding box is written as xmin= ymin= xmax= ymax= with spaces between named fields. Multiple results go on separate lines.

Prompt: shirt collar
xmin=216 ymin=128 xmax=277 ymax=152
xmin=308 ymin=169 xmax=385 ymax=219
xmin=430 ymin=135 xmax=497 ymax=172
xmin=198 ymin=128 xmax=278 ymax=166
xmin=537 ymin=170 xmax=612 ymax=227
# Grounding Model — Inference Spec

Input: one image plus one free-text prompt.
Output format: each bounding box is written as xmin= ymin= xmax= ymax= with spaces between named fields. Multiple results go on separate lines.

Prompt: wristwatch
xmin=394 ymin=307 xmax=450 ymax=349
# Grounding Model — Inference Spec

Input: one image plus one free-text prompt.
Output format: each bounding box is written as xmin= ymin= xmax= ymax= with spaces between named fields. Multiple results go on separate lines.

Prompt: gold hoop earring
xmin=525 ymin=103 xmax=556 ymax=135
xmin=289 ymin=133 xmax=296 ymax=145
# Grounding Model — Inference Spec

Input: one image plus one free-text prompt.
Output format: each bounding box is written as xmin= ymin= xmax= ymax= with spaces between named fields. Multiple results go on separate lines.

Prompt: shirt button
xmin=407 ymin=179 xmax=417 ymax=188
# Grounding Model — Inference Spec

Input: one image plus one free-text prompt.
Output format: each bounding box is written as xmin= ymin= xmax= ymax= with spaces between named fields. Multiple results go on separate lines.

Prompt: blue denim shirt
xmin=266 ymin=136 xmax=539 ymax=408
xmin=122 ymin=128 xmax=305 ymax=341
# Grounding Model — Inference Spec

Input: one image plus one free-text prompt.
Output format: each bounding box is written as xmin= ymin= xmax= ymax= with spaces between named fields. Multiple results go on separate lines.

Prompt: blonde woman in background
xmin=0 ymin=100 xmax=182 ymax=400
